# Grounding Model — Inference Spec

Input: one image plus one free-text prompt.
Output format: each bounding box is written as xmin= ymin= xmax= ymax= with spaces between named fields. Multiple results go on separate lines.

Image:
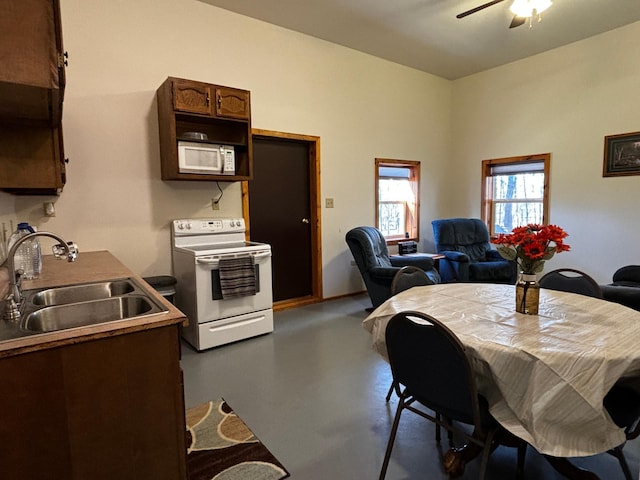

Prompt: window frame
xmin=481 ymin=153 xmax=550 ymax=236
xmin=375 ymin=158 xmax=420 ymax=244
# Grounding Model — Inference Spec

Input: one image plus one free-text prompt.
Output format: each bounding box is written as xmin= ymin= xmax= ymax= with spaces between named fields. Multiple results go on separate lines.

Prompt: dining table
xmin=362 ymin=282 xmax=640 ymax=479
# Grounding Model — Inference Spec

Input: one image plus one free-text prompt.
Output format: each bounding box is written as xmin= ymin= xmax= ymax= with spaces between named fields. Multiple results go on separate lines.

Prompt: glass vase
xmin=515 ymin=273 xmax=539 ymax=315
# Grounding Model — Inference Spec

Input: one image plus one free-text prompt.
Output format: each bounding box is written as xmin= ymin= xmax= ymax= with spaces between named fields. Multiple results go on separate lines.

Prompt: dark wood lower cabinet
xmin=0 ymin=325 xmax=187 ymax=480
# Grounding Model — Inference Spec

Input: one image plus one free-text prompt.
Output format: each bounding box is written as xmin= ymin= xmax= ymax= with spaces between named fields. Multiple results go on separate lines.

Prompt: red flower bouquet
xmin=492 ymin=224 xmax=570 ymax=274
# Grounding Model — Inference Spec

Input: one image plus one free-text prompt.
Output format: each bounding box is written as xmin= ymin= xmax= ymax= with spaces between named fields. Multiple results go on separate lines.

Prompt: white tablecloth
xmin=363 ymin=283 xmax=640 ymax=457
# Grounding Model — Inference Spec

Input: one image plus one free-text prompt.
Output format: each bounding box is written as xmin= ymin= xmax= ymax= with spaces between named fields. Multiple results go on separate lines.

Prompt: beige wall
xmin=3 ymin=0 xmax=637 ymax=295
xmin=451 ymin=21 xmax=640 ymax=283
xmin=0 ymin=0 xmax=451 ymax=298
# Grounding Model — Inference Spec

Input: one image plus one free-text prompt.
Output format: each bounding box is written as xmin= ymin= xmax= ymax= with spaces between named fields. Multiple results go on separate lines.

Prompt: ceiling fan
xmin=457 ymin=0 xmax=553 ymax=29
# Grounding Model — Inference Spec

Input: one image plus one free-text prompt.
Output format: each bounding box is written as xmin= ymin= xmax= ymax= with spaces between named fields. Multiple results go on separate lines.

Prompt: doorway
xmin=242 ymin=129 xmax=322 ymax=310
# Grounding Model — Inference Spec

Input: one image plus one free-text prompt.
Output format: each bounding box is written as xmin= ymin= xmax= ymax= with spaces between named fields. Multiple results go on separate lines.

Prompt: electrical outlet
xmin=326 ymin=198 xmax=334 ymax=208
xmin=43 ymin=202 xmax=56 ymax=217
xmin=212 ymin=199 xmax=220 ymax=210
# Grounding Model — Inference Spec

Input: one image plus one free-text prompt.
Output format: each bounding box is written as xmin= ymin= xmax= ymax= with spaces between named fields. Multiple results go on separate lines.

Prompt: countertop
xmin=0 ymin=250 xmax=186 ymax=358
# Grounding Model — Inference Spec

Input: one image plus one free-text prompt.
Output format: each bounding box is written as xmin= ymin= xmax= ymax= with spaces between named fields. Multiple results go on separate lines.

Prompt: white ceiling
xmin=197 ymin=0 xmax=640 ymax=80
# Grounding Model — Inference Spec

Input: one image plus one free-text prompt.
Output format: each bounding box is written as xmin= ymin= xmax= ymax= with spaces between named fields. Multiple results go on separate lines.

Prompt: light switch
xmin=326 ymin=198 xmax=334 ymax=208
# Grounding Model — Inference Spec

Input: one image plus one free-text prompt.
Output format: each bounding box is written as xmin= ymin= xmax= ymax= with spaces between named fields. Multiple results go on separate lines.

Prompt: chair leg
xmin=516 ymin=442 xmax=527 ymax=479
xmin=609 ymin=445 xmax=633 ymax=480
xmin=433 ymin=414 xmax=454 ymax=447
xmin=385 ymin=381 xmax=396 ymax=403
xmin=478 ymin=429 xmax=499 ymax=480
xmin=379 ymin=399 xmax=406 ymax=480
xmin=447 ymin=418 xmax=454 ymax=448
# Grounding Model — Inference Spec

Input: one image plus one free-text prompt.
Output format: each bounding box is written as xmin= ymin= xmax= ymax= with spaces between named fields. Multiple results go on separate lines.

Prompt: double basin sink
xmin=21 ymin=278 xmax=168 ymax=333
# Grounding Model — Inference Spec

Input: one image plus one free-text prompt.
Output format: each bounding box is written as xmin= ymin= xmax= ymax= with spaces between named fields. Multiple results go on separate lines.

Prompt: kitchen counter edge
xmin=0 ymin=250 xmax=187 ymax=358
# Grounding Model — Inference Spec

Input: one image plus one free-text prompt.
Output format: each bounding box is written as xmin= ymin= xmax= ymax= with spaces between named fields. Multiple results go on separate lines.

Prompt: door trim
xmin=242 ymin=129 xmax=323 ymax=311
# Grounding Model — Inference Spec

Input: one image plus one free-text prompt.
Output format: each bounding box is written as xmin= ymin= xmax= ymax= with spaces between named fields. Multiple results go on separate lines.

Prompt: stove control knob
xmin=185 ymin=222 xmax=191 ymax=230
xmin=177 ymin=222 xmax=184 ymax=230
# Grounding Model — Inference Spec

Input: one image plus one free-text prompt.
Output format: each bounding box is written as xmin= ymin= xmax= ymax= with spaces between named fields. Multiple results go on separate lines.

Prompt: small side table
xmin=390 ymin=252 xmax=445 ymax=271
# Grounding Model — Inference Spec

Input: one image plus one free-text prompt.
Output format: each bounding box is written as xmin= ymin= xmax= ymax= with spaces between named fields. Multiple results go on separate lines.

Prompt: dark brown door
xmin=249 ymin=136 xmax=313 ymax=302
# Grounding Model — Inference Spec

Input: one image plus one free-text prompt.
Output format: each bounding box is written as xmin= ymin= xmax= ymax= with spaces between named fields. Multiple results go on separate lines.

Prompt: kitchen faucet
xmin=1 ymin=231 xmax=78 ymax=322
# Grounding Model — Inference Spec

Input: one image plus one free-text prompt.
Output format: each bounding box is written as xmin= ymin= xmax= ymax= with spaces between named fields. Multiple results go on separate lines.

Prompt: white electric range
xmin=171 ymin=218 xmax=273 ymax=351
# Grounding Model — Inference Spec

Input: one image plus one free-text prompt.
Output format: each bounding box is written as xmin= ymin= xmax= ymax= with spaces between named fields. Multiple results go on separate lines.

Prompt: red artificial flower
xmin=491 ymin=223 xmax=571 ymax=274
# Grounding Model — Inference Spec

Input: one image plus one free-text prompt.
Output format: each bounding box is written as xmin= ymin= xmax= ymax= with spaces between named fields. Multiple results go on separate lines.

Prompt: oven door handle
xmin=196 ymin=251 xmax=271 ymax=266
xmin=196 ymin=258 xmax=220 ymax=266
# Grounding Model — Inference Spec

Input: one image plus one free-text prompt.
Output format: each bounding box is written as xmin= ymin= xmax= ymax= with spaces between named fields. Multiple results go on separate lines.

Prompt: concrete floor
xmin=180 ymin=293 xmax=639 ymax=479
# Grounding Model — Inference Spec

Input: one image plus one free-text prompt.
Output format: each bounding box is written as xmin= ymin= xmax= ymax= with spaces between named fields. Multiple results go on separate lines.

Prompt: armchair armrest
xmin=440 ymin=251 xmax=470 ymax=263
xmin=369 ymin=266 xmax=401 ymax=281
xmin=485 ymin=249 xmax=504 ymax=262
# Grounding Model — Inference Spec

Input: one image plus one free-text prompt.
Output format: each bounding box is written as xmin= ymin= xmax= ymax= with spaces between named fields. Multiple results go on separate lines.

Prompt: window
xmin=375 ymin=158 xmax=420 ymax=242
xmin=482 ymin=153 xmax=550 ymax=235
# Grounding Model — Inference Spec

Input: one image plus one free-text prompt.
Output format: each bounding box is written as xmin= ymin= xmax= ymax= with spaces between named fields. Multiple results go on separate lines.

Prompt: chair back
xmin=539 ymin=268 xmax=603 ymax=298
xmin=385 ymin=311 xmax=481 ymax=425
xmin=391 ymin=266 xmax=434 ymax=295
xmin=612 ymin=265 xmax=640 ymax=286
xmin=345 ymin=226 xmax=392 ymax=272
xmin=432 ymin=218 xmax=492 ymax=262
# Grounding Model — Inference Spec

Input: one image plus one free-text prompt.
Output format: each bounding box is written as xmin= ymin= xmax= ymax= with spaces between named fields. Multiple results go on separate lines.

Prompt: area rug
xmin=186 ymin=398 xmax=290 ymax=480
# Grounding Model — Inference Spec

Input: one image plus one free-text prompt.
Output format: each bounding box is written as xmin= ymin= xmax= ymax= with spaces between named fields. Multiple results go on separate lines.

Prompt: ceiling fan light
xmin=509 ymin=0 xmax=552 ymax=18
xmin=534 ymin=0 xmax=552 ymax=14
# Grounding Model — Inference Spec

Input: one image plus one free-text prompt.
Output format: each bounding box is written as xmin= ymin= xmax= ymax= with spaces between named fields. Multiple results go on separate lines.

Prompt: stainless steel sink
xmin=31 ymin=280 xmax=135 ymax=306
xmin=23 ymin=296 xmax=161 ymax=333
xmin=20 ymin=277 xmax=168 ymax=334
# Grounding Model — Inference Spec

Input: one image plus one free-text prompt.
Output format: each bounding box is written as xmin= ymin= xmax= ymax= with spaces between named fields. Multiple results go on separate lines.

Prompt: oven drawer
xmin=195 ymin=309 xmax=274 ymax=350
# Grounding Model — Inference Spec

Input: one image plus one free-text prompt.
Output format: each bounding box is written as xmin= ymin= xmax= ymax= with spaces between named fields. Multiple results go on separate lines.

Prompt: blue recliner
xmin=432 ymin=218 xmax=517 ymax=284
xmin=346 ymin=226 xmax=440 ymax=309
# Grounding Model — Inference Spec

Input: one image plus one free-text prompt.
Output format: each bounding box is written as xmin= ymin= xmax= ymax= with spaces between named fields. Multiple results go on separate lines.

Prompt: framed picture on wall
xmin=603 ymin=131 xmax=640 ymax=177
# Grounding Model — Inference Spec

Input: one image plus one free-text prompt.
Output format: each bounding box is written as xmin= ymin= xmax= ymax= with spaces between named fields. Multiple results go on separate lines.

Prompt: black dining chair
xmin=390 ymin=265 xmax=436 ymax=295
xmin=603 ymin=385 xmax=640 ymax=480
xmin=538 ymin=268 xmax=603 ymax=298
xmin=385 ymin=266 xmax=436 ymax=400
xmin=385 ymin=267 xmax=454 ymax=444
xmin=379 ymin=311 xmax=525 ymax=480
xmin=540 ymin=268 xmax=639 ymax=479
xmin=600 ymin=265 xmax=640 ymax=311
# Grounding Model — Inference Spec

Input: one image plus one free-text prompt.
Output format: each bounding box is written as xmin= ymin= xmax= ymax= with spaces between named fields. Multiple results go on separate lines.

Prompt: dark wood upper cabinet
xmin=0 ymin=0 xmax=66 ymax=126
xmin=0 ymin=125 xmax=66 ymax=195
xmin=0 ymin=0 xmax=67 ymax=195
xmin=157 ymin=77 xmax=253 ymax=181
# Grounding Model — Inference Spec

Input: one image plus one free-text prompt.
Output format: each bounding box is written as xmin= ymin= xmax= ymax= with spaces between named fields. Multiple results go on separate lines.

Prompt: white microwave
xmin=177 ymin=141 xmax=236 ymax=175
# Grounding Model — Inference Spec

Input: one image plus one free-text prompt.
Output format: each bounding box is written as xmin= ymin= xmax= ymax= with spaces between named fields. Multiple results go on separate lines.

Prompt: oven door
xmin=193 ymin=250 xmax=273 ymax=323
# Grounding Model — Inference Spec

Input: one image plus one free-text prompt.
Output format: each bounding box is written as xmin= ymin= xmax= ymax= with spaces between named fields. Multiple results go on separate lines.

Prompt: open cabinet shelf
xmin=156 ymin=77 xmax=253 ymax=181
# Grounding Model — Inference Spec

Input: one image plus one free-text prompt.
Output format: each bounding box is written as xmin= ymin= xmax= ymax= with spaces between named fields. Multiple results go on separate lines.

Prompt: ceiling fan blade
xmin=509 ymin=15 xmax=527 ymax=28
xmin=457 ymin=0 xmax=506 ymax=19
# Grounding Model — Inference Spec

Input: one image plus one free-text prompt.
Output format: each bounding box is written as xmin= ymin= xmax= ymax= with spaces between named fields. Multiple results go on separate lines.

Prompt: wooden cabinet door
xmin=215 ymin=86 xmax=250 ymax=119
xmin=172 ymin=79 xmax=212 ymax=115
xmin=0 ymin=326 xmax=187 ymax=480
xmin=0 ymin=124 xmax=65 ymax=194
xmin=0 ymin=0 xmax=65 ymax=125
